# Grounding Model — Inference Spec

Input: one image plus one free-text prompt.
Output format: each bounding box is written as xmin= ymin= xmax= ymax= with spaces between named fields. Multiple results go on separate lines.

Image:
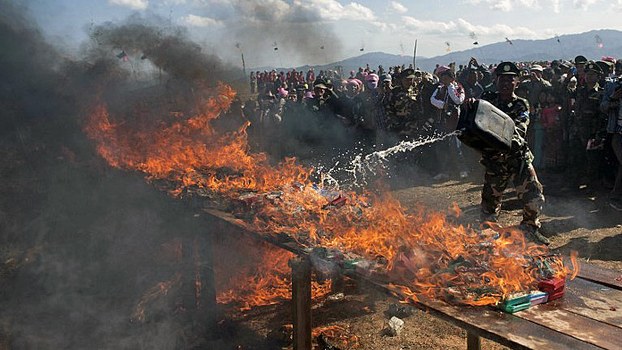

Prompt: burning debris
xmin=313 ymin=324 xmax=360 ymax=350
xmin=84 ymin=77 xmax=577 ymax=309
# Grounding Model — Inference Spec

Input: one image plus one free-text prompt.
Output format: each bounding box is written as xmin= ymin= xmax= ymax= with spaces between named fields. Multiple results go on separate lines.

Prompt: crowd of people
xmin=237 ymin=55 xmax=622 ymax=240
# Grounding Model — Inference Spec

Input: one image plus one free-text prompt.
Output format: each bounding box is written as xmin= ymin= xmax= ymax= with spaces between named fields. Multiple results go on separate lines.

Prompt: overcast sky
xmin=25 ymin=0 xmax=622 ymax=68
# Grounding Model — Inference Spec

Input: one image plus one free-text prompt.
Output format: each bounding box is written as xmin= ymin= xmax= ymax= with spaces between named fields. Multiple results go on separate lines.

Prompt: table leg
xmin=291 ymin=257 xmax=312 ymax=350
xmin=467 ymin=331 xmax=481 ymax=350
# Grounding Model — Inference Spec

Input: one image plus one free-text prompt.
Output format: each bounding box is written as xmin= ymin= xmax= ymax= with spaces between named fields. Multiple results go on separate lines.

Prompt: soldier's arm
xmin=514 ymin=99 xmax=530 ymax=142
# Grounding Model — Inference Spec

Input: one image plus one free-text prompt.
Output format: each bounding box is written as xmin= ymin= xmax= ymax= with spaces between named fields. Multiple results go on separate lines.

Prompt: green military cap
xmin=400 ymin=68 xmax=416 ymax=79
xmin=495 ymin=61 xmax=520 ymax=76
xmin=574 ymin=55 xmax=588 ymax=64
xmin=313 ymin=78 xmax=329 ymax=89
xmin=584 ymin=61 xmax=603 ymax=74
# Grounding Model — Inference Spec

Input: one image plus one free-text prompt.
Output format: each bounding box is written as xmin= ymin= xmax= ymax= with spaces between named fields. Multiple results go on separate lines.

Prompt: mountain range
xmin=261 ymin=29 xmax=622 ymax=74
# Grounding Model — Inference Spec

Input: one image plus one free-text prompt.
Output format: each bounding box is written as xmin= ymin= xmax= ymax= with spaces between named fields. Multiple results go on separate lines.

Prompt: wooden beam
xmin=563 ymin=257 xmax=622 ymax=290
xmin=291 ymin=257 xmax=312 ymax=350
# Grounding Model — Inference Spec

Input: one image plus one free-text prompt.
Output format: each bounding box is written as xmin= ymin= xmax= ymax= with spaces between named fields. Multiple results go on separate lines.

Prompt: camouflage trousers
xmin=480 ymin=154 xmax=545 ymax=229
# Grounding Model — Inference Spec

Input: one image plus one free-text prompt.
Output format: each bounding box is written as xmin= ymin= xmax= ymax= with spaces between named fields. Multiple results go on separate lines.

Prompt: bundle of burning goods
xmin=538 ymin=277 xmax=566 ymax=301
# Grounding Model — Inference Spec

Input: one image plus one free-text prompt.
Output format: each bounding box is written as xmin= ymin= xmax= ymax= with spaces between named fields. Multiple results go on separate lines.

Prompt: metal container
xmin=456 ymin=99 xmax=516 ymax=152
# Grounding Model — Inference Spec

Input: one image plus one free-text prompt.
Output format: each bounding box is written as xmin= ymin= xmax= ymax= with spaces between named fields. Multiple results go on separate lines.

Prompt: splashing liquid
xmin=319 ymin=130 xmax=462 ymax=189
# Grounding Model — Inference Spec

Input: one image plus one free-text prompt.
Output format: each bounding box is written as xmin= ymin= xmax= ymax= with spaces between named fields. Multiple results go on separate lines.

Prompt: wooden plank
xmin=356 ymin=277 xmax=601 ymax=350
xmin=550 ymin=277 xmax=622 ymax=327
xmin=204 ymin=209 xmax=305 ymax=255
xmin=564 ymin=257 xmax=622 ymax=290
xmin=419 ymin=297 xmax=602 ymax=350
xmin=291 ymin=257 xmax=312 ymax=350
xmin=517 ymin=306 xmax=621 ymax=349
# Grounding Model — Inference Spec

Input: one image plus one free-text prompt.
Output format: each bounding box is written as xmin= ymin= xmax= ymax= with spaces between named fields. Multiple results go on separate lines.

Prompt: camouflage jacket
xmin=386 ymin=85 xmax=418 ymax=132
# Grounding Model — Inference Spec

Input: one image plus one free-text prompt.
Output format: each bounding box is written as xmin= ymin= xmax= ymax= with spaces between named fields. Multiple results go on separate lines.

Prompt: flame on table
xmin=85 ymin=83 xmax=573 ymax=310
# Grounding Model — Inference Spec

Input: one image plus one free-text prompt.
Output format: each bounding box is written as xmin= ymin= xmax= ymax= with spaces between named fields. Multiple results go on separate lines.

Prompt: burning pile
xmin=85 ymin=83 xmax=576 ymax=308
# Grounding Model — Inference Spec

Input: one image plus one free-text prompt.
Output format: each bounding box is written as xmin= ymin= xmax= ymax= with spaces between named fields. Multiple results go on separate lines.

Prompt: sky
xmin=23 ymin=0 xmax=622 ymax=68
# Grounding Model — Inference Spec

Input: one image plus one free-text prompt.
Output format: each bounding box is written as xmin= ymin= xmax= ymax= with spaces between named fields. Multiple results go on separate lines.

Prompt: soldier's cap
xmin=530 ymin=64 xmax=544 ymax=72
xmin=574 ymin=55 xmax=588 ymax=64
xmin=495 ymin=61 xmax=520 ymax=76
xmin=584 ymin=61 xmax=603 ymax=74
xmin=595 ymin=60 xmax=613 ymax=74
xmin=380 ymin=74 xmax=392 ymax=82
xmin=559 ymin=60 xmax=571 ymax=69
xmin=313 ymin=79 xmax=330 ymax=89
xmin=400 ymin=68 xmax=416 ymax=79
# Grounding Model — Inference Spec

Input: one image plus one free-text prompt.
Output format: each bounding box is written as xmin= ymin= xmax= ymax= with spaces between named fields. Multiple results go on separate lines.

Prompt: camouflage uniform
xmin=569 ymin=82 xmax=605 ymax=181
xmin=385 ymin=84 xmax=419 ymax=136
xmin=480 ymin=91 xmax=545 ymax=230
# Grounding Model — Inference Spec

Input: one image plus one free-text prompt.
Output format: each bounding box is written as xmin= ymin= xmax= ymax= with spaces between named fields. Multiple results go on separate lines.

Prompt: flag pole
xmin=413 ymin=39 xmax=418 ymax=69
xmin=241 ymin=52 xmax=246 ymax=76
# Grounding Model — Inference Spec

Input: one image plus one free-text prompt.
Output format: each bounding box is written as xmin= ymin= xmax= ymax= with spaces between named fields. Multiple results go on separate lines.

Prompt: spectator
xmin=430 ymin=66 xmax=468 ymax=180
xmin=601 ymin=60 xmax=622 ymax=210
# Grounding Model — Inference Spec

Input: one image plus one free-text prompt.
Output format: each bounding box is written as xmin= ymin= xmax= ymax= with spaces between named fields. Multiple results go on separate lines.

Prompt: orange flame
xmin=215 ymin=243 xmax=331 ymax=312
xmin=85 ymin=83 xmax=571 ymax=308
xmin=569 ymin=250 xmax=580 ymax=280
xmin=313 ymin=324 xmax=360 ymax=349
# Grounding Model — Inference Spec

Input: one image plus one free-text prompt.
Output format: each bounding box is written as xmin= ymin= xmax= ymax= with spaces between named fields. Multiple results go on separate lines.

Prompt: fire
xmin=85 ymin=82 xmax=572 ymax=309
xmin=83 ymin=83 xmax=310 ymax=197
xmin=132 ymin=272 xmax=182 ymax=322
xmin=313 ymin=324 xmax=360 ymax=349
xmin=215 ymin=242 xmax=332 ymax=312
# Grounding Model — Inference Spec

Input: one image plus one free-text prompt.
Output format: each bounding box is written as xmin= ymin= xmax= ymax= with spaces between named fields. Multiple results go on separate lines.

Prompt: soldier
xmin=468 ymin=61 xmax=548 ymax=245
xmin=385 ymin=68 xmax=419 ymax=137
xmin=572 ymin=55 xmax=588 ymax=87
xmin=568 ymin=62 xmax=606 ymax=188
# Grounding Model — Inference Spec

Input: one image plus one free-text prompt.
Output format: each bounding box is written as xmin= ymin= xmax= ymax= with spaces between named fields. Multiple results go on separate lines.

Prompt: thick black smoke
xmin=0 ymin=2 xmax=264 ymax=349
xmin=88 ymin=14 xmax=240 ymax=83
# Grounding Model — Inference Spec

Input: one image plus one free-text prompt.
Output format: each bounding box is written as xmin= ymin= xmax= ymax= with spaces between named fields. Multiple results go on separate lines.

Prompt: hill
xmin=252 ymin=29 xmax=622 ymax=74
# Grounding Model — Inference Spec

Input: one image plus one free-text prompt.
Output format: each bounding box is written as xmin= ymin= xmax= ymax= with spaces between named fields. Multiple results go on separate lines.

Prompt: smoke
xmin=87 ymin=14 xmax=240 ymax=83
xmin=189 ymin=0 xmax=344 ymax=68
xmin=0 ymin=1 xmax=64 ymax=133
xmin=0 ymin=2 xmax=265 ymax=349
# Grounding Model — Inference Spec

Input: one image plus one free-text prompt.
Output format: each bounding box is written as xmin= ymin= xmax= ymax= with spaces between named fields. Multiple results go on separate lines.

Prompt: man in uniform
xmin=385 ymin=68 xmax=419 ymax=137
xmin=472 ymin=61 xmax=548 ymax=245
xmin=568 ymin=62 xmax=605 ymax=187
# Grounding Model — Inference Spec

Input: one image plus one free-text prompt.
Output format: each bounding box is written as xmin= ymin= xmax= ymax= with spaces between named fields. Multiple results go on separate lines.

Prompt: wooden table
xmin=205 ymin=209 xmax=622 ymax=350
